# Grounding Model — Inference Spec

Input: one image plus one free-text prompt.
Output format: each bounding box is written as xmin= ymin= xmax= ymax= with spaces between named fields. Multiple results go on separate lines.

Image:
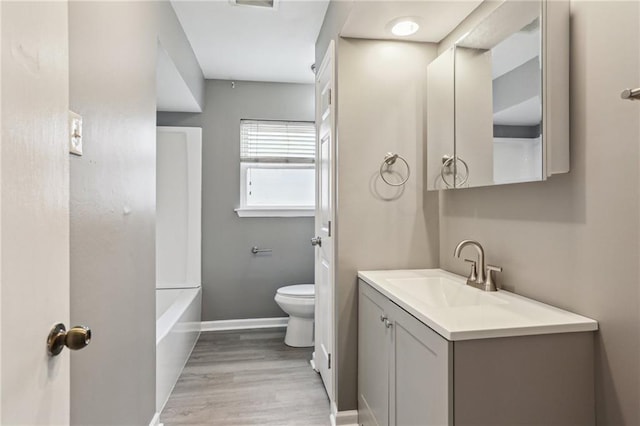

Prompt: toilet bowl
xmin=274 ymin=284 xmax=315 ymax=347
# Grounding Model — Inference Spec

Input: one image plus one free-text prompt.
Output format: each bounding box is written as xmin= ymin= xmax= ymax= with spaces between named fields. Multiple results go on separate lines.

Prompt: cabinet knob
xmin=380 ymin=314 xmax=387 ymax=322
xmin=384 ymin=319 xmax=393 ymax=328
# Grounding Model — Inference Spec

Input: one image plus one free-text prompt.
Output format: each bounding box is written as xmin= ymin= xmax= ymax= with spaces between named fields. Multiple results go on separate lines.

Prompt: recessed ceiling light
xmin=390 ymin=19 xmax=420 ymax=37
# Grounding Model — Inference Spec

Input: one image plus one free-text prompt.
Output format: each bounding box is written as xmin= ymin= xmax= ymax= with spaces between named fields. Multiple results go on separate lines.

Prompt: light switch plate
xmin=69 ymin=110 xmax=83 ymax=156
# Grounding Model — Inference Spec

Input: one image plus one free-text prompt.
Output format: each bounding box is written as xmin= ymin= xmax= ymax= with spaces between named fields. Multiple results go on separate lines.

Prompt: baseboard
xmin=148 ymin=412 xmax=162 ymax=426
xmin=330 ymin=401 xmax=359 ymax=426
xmin=200 ymin=317 xmax=288 ymax=332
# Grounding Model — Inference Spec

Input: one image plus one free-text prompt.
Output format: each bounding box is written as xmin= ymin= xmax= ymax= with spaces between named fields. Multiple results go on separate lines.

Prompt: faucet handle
xmin=464 ymin=258 xmax=478 ymax=282
xmin=485 ymin=264 xmax=502 ymax=291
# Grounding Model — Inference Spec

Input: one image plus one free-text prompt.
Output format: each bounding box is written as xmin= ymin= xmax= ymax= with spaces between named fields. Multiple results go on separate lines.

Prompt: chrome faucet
xmin=454 ymin=240 xmax=502 ymax=291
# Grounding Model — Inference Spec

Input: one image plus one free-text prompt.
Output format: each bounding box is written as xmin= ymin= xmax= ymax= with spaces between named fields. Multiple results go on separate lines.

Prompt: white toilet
xmin=274 ymin=284 xmax=315 ymax=347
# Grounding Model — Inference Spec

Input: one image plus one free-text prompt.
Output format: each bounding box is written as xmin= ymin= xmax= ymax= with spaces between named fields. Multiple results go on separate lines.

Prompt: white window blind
xmin=240 ymin=120 xmax=316 ymax=163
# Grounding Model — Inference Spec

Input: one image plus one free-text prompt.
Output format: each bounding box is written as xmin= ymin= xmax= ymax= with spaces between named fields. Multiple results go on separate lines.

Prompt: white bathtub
xmin=156 ymin=287 xmax=202 ymax=412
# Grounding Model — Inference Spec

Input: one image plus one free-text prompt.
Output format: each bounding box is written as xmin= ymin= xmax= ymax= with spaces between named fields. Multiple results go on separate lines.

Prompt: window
xmin=236 ymin=119 xmax=316 ymax=217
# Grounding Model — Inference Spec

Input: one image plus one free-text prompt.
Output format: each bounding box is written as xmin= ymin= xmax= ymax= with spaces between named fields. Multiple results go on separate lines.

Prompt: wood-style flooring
xmin=160 ymin=328 xmax=331 ymax=426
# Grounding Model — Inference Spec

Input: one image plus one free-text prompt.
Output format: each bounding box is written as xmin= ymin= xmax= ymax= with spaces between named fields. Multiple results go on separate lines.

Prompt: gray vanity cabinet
xmin=358 ymin=282 xmax=452 ymax=426
xmin=358 ymin=279 xmax=596 ymax=426
xmin=358 ymin=282 xmax=391 ymax=426
xmin=386 ymin=300 xmax=451 ymax=426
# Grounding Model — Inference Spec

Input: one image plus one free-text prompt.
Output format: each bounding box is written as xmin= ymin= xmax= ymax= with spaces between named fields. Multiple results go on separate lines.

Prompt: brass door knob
xmin=47 ymin=323 xmax=91 ymax=356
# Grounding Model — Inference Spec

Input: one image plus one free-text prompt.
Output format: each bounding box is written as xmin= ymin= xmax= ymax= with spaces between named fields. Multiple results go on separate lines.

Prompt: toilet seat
xmin=276 ymin=284 xmax=314 ymax=298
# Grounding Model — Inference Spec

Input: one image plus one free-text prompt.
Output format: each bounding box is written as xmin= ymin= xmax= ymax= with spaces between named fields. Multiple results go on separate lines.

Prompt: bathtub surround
xmin=155 ymin=126 xmax=202 ymax=412
xmin=156 ymin=127 xmax=202 ymax=289
xmin=157 ymin=80 xmax=315 ymax=321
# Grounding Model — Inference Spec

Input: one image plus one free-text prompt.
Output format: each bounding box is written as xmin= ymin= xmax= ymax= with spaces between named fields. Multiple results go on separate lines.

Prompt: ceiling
xmin=491 ymin=26 xmax=539 ymax=80
xmin=171 ymin=0 xmax=330 ymax=84
xmin=341 ymin=1 xmax=482 ymax=43
xmin=494 ymin=96 xmax=541 ymax=126
xmin=170 ymin=0 xmax=484 ymax=85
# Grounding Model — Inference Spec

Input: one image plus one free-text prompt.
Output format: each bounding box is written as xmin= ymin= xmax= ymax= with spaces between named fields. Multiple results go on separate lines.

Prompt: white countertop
xmin=357 ymin=269 xmax=598 ymax=341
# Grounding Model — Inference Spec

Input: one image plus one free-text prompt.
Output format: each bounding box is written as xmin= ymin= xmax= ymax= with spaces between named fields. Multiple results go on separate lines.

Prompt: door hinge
xmin=328 ymin=220 xmax=332 ymax=237
xmin=328 ymin=353 xmax=332 ymax=369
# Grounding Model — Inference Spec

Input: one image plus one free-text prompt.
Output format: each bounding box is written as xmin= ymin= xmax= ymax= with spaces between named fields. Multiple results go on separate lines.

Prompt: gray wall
xmin=69 ymin=1 xmax=159 ymax=424
xmin=335 ymin=38 xmax=440 ymax=410
xmin=158 ymin=80 xmax=315 ymax=321
xmin=438 ymin=1 xmax=640 ymax=424
xmin=315 ymin=0 xmax=354 ymax=70
xmin=157 ymin=1 xmax=205 ymax=110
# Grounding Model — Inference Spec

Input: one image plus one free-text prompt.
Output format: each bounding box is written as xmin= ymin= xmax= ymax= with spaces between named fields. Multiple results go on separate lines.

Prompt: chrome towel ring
xmin=379 ymin=152 xmax=410 ymax=187
xmin=441 ymin=155 xmax=469 ymax=188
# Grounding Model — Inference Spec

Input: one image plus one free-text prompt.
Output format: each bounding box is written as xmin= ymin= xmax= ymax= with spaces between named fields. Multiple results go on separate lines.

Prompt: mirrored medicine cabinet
xmin=427 ymin=0 xmax=569 ymax=190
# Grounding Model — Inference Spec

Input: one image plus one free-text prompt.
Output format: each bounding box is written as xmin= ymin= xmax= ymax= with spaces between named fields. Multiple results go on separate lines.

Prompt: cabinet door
xmin=426 ymin=47 xmax=455 ymax=190
xmin=387 ymin=302 xmax=452 ymax=426
xmin=358 ymin=282 xmax=391 ymax=426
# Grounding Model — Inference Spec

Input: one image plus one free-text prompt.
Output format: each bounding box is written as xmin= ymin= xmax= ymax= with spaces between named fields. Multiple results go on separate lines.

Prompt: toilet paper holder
xmin=251 ymin=246 xmax=272 ymax=254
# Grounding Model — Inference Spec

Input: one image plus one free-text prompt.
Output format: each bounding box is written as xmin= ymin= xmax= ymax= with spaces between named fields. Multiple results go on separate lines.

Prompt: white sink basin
xmin=386 ymin=277 xmax=508 ymax=308
xmin=358 ymin=269 xmax=598 ymax=341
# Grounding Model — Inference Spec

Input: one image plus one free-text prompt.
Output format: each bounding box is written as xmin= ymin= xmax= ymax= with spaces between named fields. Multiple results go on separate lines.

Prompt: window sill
xmin=234 ymin=207 xmax=315 ymax=218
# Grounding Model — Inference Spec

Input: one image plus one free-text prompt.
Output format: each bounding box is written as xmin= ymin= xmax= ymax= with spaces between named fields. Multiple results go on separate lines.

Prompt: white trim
xmin=200 ymin=317 xmax=288 ymax=332
xmin=330 ymin=402 xmax=358 ymax=426
xmin=235 ymin=207 xmax=314 ymax=218
xmin=148 ymin=412 xmax=162 ymax=426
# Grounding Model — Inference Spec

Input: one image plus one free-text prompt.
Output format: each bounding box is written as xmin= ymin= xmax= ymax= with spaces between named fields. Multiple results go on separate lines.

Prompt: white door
xmin=1 ymin=1 xmax=75 ymax=423
xmin=314 ymin=41 xmax=335 ymax=402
